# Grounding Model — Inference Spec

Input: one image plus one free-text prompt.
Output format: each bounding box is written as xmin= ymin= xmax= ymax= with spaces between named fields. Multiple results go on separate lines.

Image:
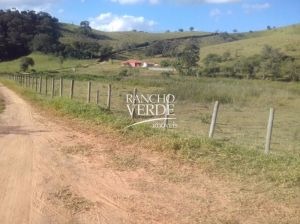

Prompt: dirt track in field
xmin=0 ymin=83 xmax=299 ymax=224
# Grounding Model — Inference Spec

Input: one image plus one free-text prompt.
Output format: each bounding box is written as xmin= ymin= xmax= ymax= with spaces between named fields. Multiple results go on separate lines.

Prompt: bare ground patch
xmin=50 ymin=186 xmax=94 ymax=215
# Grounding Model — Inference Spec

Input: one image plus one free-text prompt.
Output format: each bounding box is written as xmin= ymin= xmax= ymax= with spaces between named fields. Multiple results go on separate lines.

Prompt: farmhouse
xmin=121 ymin=59 xmax=159 ymax=68
xmin=121 ymin=59 xmax=143 ymax=68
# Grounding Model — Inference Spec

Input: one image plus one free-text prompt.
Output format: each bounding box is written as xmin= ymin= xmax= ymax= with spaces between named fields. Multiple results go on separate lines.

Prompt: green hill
xmin=60 ymin=22 xmax=211 ymax=49
xmin=0 ymin=21 xmax=299 ymax=79
xmin=201 ymin=24 xmax=300 ymax=62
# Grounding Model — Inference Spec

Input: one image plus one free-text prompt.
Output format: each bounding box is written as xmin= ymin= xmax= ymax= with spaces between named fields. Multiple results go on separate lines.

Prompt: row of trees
xmin=0 ymin=10 xmax=113 ymax=61
xmin=0 ymin=9 xmax=61 ymax=61
xmin=201 ymin=45 xmax=299 ymax=81
xmin=159 ymin=44 xmax=299 ymax=81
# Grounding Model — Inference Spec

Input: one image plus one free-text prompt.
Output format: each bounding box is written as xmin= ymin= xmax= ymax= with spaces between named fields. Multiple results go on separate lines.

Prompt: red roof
xmin=122 ymin=59 xmax=142 ymax=64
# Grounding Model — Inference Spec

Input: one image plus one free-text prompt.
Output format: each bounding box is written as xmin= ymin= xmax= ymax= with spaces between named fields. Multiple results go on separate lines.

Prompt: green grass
xmin=0 ymin=52 xmax=94 ymax=73
xmin=1 ymin=78 xmax=299 ymax=201
xmin=201 ymin=24 xmax=300 ymax=65
xmin=0 ymin=23 xmax=299 ymax=201
xmin=0 ymin=94 xmax=4 ymax=113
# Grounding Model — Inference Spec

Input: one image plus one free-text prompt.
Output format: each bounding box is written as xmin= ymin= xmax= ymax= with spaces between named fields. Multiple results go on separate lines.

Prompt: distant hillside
xmin=0 ymin=10 xmax=299 ymax=81
xmin=60 ymin=23 xmax=211 ymax=48
xmin=201 ymin=24 xmax=300 ymax=61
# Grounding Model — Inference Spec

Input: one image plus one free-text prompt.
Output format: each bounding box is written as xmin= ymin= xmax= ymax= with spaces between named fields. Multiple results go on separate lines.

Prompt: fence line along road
xmin=2 ymin=74 xmax=278 ymax=155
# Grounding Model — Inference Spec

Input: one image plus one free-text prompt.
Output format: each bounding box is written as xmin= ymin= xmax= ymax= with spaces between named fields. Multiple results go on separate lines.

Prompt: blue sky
xmin=1 ymin=0 xmax=299 ymax=32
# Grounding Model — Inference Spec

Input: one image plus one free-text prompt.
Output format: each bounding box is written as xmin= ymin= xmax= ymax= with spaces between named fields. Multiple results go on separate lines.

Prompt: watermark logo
xmin=125 ymin=93 xmax=177 ymax=129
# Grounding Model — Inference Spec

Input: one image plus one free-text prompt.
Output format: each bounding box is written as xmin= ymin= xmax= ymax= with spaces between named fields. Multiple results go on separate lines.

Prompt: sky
xmin=0 ymin=0 xmax=299 ymax=33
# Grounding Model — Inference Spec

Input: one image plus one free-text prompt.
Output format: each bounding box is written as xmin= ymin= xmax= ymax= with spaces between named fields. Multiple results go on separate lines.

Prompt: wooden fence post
xmin=51 ymin=77 xmax=55 ymax=98
xmin=87 ymin=81 xmax=91 ymax=103
xmin=209 ymin=101 xmax=220 ymax=138
xmin=60 ymin=77 xmax=63 ymax=97
xmin=39 ymin=76 xmax=42 ymax=93
xmin=45 ymin=77 xmax=48 ymax=95
xmin=35 ymin=77 xmax=38 ymax=92
xmin=107 ymin=84 xmax=111 ymax=110
xmin=70 ymin=79 xmax=74 ymax=99
xmin=131 ymin=88 xmax=137 ymax=119
xmin=96 ymin=90 xmax=99 ymax=105
xmin=265 ymin=108 xmax=275 ymax=154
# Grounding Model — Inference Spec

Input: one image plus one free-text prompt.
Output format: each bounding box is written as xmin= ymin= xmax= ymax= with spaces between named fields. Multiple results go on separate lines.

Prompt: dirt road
xmin=0 ymin=83 xmax=298 ymax=224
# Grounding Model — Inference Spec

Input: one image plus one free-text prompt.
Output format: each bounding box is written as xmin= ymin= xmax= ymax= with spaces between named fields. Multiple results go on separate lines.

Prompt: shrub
xmin=20 ymin=57 xmax=35 ymax=72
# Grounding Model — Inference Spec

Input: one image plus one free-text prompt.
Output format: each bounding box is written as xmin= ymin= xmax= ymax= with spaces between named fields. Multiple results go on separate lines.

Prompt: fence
xmin=2 ymin=73 xmax=300 ymax=155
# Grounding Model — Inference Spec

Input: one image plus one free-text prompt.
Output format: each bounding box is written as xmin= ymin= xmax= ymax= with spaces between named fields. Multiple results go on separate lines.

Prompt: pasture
xmin=5 ymin=70 xmax=300 ymax=157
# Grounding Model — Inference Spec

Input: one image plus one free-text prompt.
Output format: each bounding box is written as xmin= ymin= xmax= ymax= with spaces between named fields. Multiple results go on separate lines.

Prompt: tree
xmin=0 ymin=9 xmax=60 ymax=61
xmin=233 ymin=29 xmax=238 ymax=33
xmin=175 ymin=43 xmax=200 ymax=76
xmin=281 ymin=58 xmax=299 ymax=81
xmin=267 ymin=25 xmax=272 ymax=30
xmin=79 ymin=20 xmax=92 ymax=36
xmin=222 ymin=51 xmax=231 ymax=61
xmin=203 ymin=53 xmax=222 ymax=76
xmin=260 ymin=45 xmax=284 ymax=79
xmin=178 ymin=28 xmax=184 ymax=32
xmin=31 ymin=33 xmax=58 ymax=53
xmin=58 ymin=55 xmax=64 ymax=68
xmin=239 ymin=55 xmax=261 ymax=79
xmin=189 ymin=26 xmax=194 ymax=32
xmin=20 ymin=57 xmax=35 ymax=71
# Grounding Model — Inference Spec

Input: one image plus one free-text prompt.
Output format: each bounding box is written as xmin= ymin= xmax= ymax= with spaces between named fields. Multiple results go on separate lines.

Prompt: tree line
xmin=0 ymin=10 xmax=113 ymax=62
xmin=157 ymin=44 xmax=299 ymax=82
xmin=201 ymin=45 xmax=299 ymax=81
xmin=0 ymin=9 xmax=60 ymax=61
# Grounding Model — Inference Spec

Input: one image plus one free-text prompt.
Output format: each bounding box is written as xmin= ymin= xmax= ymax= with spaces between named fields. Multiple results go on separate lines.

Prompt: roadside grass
xmin=2 ymin=72 xmax=299 ymax=154
xmin=1 ymin=78 xmax=299 ymax=202
xmin=0 ymin=93 xmax=4 ymax=113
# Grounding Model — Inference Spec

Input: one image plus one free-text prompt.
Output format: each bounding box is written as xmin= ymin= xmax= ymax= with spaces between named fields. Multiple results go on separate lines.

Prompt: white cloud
xmin=243 ymin=2 xmax=271 ymax=13
xmin=0 ymin=0 xmax=59 ymax=10
xmin=210 ymin=8 xmax=232 ymax=19
xmin=111 ymin=0 xmax=240 ymax=4
xmin=89 ymin=12 xmax=156 ymax=32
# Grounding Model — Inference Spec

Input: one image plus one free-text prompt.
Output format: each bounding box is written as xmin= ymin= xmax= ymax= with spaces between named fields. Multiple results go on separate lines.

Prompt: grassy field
xmin=1 ymin=77 xmax=299 ymax=204
xmin=3 ymin=71 xmax=299 ymax=157
xmin=201 ymin=24 xmax=300 ymax=65
xmin=0 ymin=52 xmax=96 ymax=73
xmin=1 ymin=22 xmax=300 ymax=201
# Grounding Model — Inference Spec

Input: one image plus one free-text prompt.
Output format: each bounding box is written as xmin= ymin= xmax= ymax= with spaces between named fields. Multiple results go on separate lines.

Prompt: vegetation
xmin=174 ymin=42 xmax=200 ymax=76
xmin=200 ymin=44 xmax=300 ymax=81
xmin=0 ymin=9 xmax=61 ymax=61
xmin=0 ymin=94 xmax=4 ymax=113
xmin=19 ymin=57 xmax=35 ymax=72
xmin=1 ymin=78 xmax=299 ymax=201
